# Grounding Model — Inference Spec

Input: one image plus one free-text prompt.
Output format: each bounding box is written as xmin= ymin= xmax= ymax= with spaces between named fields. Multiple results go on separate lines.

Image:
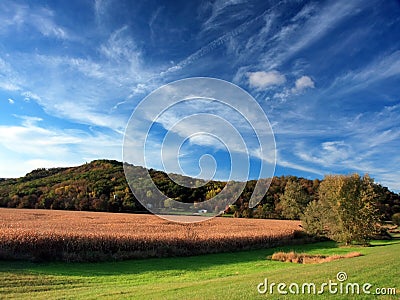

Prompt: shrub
xmin=392 ymin=213 xmax=400 ymax=226
xmin=270 ymin=251 xmax=362 ymax=264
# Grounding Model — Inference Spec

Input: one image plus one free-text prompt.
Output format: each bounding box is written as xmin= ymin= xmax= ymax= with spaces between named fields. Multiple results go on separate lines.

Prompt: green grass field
xmin=0 ymin=240 xmax=398 ymax=299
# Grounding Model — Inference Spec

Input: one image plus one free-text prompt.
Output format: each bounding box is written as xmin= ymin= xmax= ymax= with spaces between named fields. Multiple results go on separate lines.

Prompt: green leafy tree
xmin=302 ymin=174 xmax=380 ymax=245
xmin=301 ymin=199 xmax=327 ymax=236
xmin=279 ymin=180 xmax=310 ymax=220
xmin=253 ymin=205 xmax=266 ymax=219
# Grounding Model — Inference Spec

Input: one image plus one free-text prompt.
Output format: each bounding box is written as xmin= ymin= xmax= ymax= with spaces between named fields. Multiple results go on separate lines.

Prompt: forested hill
xmin=0 ymin=160 xmax=225 ymax=213
xmin=0 ymin=159 xmax=398 ymax=220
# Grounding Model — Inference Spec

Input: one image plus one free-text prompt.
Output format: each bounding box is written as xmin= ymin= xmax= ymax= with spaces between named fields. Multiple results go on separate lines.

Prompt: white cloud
xmin=0 ymin=82 xmax=19 ymax=91
xmin=7 ymin=98 xmax=14 ymax=104
xmin=291 ymin=75 xmax=315 ymax=93
xmin=0 ymin=48 xmax=146 ymax=132
xmin=272 ymin=89 xmax=291 ymax=102
xmin=0 ymin=154 xmax=83 ymax=179
xmin=327 ymin=51 xmax=400 ymax=97
xmin=296 ymin=141 xmax=351 ymax=167
xmin=0 ymin=2 xmax=70 ymax=40
xmin=68 ymin=58 xmax=105 ymax=80
xmin=272 ymin=75 xmax=315 ymax=102
xmin=100 ymin=26 xmax=141 ymax=67
xmin=0 ymin=0 xmax=397 ymax=192
xmin=21 ymin=91 xmax=41 ymax=102
xmin=0 ymin=117 xmax=123 ymax=178
xmin=0 ymin=125 xmax=76 ymax=157
xmin=145 ymin=102 xmax=255 ymax=156
xmin=94 ymin=0 xmax=112 ymax=25
xmin=0 ymin=2 xmax=25 ymax=33
xmin=30 ymin=8 xmax=69 ymax=39
xmin=277 ymin=149 xmax=323 ymax=175
xmin=13 ymin=115 xmax=43 ymax=127
xmin=161 ymin=4 xmax=275 ymax=78
xmin=260 ymin=0 xmax=365 ymax=69
xmin=0 ymin=57 xmax=22 ymax=91
xmin=282 ymin=104 xmax=400 ymax=191
xmin=0 ymin=4 xmax=151 ymax=135
xmin=200 ymin=0 xmax=249 ymax=33
xmin=230 ymin=0 xmax=367 ymax=82
xmin=247 ymin=70 xmax=286 ymax=89
xmin=123 ymin=81 xmax=276 ymax=178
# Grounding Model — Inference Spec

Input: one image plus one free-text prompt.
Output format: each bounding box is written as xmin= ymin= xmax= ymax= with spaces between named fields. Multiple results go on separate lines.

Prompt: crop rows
xmin=0 ymin=208 xmax=303 ymax=261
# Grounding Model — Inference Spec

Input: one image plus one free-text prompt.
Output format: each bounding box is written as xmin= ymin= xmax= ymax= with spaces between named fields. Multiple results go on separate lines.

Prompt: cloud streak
xmin=0 ymin=1 xmax=70 ymax=40
xmin=0 ymin=115 xmax=122 ymax=177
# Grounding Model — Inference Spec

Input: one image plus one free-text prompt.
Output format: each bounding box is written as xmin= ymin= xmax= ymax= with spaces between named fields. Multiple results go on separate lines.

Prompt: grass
xmin=0 ymin=240 xmax=398 ymax=299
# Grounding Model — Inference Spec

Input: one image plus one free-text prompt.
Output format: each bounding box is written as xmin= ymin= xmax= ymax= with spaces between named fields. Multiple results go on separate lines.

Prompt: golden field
xmin=0 ymin=208 xmax=302 ymax=261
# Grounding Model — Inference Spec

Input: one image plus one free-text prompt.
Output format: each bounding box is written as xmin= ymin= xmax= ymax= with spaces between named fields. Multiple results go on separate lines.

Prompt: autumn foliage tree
xmin=302 ymin=174 xmax=380 ymax=245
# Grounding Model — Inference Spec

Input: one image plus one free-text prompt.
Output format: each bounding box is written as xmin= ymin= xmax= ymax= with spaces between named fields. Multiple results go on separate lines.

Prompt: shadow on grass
xmin=0 ymin=241 xmax=340 ymax=277
xmin=368 ymin=238 xmax=400 ymax=247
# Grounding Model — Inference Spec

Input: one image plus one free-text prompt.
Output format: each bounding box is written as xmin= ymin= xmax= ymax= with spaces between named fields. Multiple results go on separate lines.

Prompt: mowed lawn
xmin=0 ymin=240 xmax=398 ymax=300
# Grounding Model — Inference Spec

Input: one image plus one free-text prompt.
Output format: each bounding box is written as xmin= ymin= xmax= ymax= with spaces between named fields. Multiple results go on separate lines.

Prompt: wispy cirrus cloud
xmin=21 ymin=91 xmax=42 ymax=102
xmin=0 ymin=57 xmax=22 ymax=92
xmin=0 ymin=25 xmax=152 ymax=132
xmin=277 ymin=103 xmax=400 ymax=190
xmin=0 ymin=1 xmax=70 ymax=39
xmin=0 ymin=117 xmax=79 ymax=157
xmin=0 ymin=0 xmax=398 ymax=193
xmin=30 ymin=8 xmax=69 ymax=39
xmin=261 ymin=0 xmax=366 ymax=69
xmin=161 ymin=2 xmax=280 ymax=78
xmin=0 ymin=1 xmax=160 ymax=177
xmin=231 ymin=0 xmax=373 ymax=85
xmin=0 ymin=115 xmax=122 ymax=176
xmin=199 ymin=0 xmax=250 ymax=33
xmin=326 ymin=50 xmax=400 ymax=97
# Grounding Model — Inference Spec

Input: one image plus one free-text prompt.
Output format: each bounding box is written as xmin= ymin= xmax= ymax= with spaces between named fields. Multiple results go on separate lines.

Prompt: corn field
xmin=0 ymin=208 xmax=303 ymax=261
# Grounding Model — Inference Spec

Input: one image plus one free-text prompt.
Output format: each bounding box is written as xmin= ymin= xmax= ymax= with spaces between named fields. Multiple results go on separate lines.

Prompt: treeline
xmin=232 ymin=176 xmax=400 ymax=222
xmin=0 ymin=160 xmax=399 ymax=221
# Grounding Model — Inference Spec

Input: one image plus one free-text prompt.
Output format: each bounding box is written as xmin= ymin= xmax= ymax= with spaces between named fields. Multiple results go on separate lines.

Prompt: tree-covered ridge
xmin=0 ymin=159 xmax=398 ymax=221
xmin=0 ymin=160 xmax=225 ymax=213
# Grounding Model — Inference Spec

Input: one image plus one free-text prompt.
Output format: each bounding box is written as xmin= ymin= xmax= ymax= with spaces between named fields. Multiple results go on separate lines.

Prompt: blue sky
xmin=0 ymin=0 xmax=399 ymax=191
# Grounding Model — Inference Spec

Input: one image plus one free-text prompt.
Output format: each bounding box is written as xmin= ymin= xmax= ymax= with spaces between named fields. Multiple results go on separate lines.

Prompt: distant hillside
xmin=0 ymin=160 xmax=224 ymax=213
xmin=0 ymin=159 xmax=398 ymax=220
